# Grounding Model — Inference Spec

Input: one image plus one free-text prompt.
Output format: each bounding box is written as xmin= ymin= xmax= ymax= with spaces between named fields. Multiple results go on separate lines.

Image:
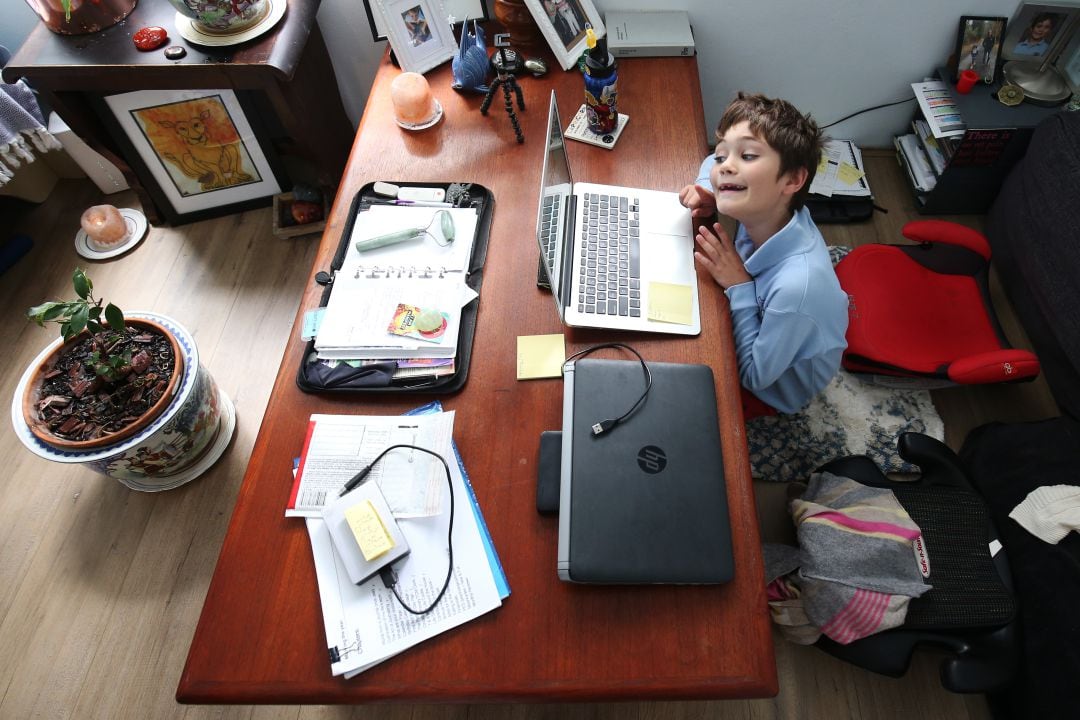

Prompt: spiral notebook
xmin=314 ymin=205 xmax=480 ymax=360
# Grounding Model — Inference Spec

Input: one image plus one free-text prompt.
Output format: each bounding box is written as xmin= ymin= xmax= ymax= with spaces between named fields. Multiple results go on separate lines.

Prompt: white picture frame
xmin=103 ymin=89 xmax=282 ymax=224
xmin=364 ymin=0 xmax=487 ymax=42
xmin=376 ymin=0 xmax=457 ymax=74
xmin=524 ymin=0 xmax=606 ymax=71
xmin=1056 ymin=22 xmax=1080 ymax=92
xmin=1001 ymin=2 xmax=1079 ymax=62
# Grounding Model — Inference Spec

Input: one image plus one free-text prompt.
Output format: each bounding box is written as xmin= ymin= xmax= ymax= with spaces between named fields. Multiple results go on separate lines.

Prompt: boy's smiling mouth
xmin=716 ymin=183 xmax=747 ymax=192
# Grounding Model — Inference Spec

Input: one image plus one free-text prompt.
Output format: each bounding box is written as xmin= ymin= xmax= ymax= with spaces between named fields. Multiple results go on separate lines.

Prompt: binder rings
xmin=296 ymin=181 xmax=494 ymax=394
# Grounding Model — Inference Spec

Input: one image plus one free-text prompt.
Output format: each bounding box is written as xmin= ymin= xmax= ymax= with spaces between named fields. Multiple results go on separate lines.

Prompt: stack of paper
xmin=808 ymin=139 xmax=871 ymax=198
xmin=912 ymin=119 xmax=947 ymax=176
xmin=911 ymin=81 xmax=966 ymax=139
xmin=314 ymin=206 xmax=480 ymax=362
xmin=287 ymin=404 xmax=509 ymax=678
xmin=895 ymin=134 xmax=937 ymax=194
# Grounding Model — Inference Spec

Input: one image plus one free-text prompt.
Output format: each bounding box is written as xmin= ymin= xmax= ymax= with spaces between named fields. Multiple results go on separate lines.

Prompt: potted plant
xmin=23 ymin=0 xmax=139 ymax=36
xmin=23 ymin=268 xmax=183 ymax=450
xmin=14 ymin=268 xmax=235 ymax=491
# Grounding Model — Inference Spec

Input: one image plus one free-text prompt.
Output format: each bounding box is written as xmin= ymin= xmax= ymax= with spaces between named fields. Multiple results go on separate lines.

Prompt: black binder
xmin=296 ymin=181 xmax=494 ymax=394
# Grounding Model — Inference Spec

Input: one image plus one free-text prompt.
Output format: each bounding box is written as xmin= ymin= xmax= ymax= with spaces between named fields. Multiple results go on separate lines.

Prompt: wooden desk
xmin=177 ymin=52 xmax=777 ymax=703
xmin=3 ymin=0 xmax=351 ymax=224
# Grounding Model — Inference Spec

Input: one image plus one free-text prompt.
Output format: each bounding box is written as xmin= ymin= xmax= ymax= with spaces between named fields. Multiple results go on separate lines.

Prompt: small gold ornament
xmin=997 ymin=83 xmax=1024 ymax=107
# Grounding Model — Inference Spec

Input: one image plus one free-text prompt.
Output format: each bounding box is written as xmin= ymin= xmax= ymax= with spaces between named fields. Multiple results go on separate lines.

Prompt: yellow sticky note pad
xmin=517 ymin=334 xmax=566 ymax=380
xmin=837 ymin=162 xmax=865 ymax=185
xmin=648 ymin=282 xmax=693 ymax=325
xmin=345 ymin=500 xmax=396 ymax=561
xmin=817 ymin=155 xmax=829 ymax=174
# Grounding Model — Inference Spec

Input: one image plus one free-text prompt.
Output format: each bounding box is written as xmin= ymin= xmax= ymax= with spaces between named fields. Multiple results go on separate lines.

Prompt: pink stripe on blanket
xmin=809 ymin=511 xmax=922 ymax=540
xmin=821 ymin=589 xmax=891 ymax=644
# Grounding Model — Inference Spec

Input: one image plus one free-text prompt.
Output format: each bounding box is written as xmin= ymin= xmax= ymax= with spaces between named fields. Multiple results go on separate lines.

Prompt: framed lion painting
xmin=102 ymin=89 xmax=285 ymax=225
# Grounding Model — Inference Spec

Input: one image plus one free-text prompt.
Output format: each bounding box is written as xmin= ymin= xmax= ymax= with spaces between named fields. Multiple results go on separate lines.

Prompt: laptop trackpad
xmin=641 ymin=194 xmax=693 ymax=238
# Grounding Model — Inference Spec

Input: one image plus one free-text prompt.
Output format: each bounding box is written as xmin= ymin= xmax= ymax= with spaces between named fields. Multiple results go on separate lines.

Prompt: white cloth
xmin=0 ymin=77 xmax=62 ymax=186
xmin=1009 ymin=484 xmax=1080 ymax=544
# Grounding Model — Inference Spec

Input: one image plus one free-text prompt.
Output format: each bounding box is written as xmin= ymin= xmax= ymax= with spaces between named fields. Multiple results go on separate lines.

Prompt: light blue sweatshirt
xmin=696 ymin=155 xmax=848 ymax=412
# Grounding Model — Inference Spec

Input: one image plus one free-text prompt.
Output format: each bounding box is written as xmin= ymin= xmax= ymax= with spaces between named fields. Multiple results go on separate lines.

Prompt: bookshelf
xmin=897 ymin=68 xmax=1061 ymax=214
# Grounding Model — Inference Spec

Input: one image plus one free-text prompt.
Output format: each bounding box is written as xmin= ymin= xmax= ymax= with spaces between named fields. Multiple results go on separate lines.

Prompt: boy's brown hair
xmin=717 ymin=92 xmax=824 ymax=211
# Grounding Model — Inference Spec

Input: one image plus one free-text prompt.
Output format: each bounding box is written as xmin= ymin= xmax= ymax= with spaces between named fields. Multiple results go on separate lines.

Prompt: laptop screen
xmin=536 ymin=91 xmax=573 ymax=316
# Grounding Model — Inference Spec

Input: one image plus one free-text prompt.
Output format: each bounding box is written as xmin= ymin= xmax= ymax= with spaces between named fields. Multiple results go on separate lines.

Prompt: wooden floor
xmin=0 ymin=153 xmax=1056 ymax=719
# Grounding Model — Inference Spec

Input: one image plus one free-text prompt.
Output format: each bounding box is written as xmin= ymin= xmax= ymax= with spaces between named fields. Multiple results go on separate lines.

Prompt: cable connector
xmin=591 ymin=419 xmax=617 ymax=436
xmin=379 ymin=566 xmax=398 ymax=589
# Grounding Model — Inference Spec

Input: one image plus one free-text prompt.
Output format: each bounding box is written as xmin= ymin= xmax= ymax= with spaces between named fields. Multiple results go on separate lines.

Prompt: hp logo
xmin=637 ymin=446 xmax=667 ymax=474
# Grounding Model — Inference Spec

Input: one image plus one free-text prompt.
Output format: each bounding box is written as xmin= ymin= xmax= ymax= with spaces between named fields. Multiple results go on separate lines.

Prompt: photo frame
xmin=525 ymin=0 xmax=606 ymax=71
xmin=953 ymin=16 xmax=1008 ymax=83
xmin=1057 ymin=24 xmax=1080 ymax=92
xmin=363 ymin=0 xmax=487 ymax=42
xmin=1001 ymin=3 xmax=1079 ymax=62
xmin=101 ymin=89 xmax=285 ymax=226
xmin=376 ymin=0 xmax=457 ymax=74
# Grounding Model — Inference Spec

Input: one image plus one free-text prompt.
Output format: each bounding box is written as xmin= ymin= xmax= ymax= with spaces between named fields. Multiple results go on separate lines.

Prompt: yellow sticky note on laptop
xmin=517 ymin=334 xmax=566 ymax=380
xmin=648 ymin=282 xmax=693 ymax=325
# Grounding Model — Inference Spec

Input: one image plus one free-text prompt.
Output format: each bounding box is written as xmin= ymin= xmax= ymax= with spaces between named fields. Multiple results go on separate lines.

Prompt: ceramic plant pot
xmin=12 ymin=313 xmax=236 ymax=492
xmin=21 ymin=316 xmax=184 ymax=451
xmin=165 ymin=0 xmax=270 ymax=35
xmin=24 ymin=0 xmax=138 ymax=35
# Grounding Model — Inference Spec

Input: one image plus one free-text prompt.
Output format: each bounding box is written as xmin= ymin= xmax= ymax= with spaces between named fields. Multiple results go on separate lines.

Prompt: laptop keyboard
xmin=578 ymin=193 xmax=641 ymax=317
xmin=540 ymin=194 xmax=561 ymax=277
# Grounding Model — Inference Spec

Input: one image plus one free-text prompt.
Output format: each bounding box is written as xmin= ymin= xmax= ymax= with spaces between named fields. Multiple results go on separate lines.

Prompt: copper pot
xmin=24 ymin=0 xmax=139 ymax=36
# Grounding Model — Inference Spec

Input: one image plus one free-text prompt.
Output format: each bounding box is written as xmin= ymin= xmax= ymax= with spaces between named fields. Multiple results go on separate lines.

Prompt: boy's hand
xmin=678 ymin=184 xmax=718 ymax=218
xmin=694 ymin=222 xmax=751 ymax=289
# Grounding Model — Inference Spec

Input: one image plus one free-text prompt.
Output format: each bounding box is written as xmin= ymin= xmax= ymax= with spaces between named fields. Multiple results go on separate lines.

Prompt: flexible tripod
xmin=480 ymin=47 xmax=525 ymax=143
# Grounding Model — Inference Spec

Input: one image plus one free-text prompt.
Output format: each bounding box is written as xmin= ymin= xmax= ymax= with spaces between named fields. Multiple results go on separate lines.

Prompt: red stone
xmin=133 ymin=26 xmax=169 ymax=51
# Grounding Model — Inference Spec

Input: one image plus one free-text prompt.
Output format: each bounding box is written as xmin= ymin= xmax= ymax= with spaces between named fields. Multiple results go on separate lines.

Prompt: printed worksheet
xmin=286 ymin=411 xmax=455 ymax=518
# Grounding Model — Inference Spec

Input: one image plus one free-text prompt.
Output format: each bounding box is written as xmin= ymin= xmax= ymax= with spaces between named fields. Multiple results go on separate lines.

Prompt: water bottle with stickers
xmin=583 ymin=27 xmax=618 ymax=135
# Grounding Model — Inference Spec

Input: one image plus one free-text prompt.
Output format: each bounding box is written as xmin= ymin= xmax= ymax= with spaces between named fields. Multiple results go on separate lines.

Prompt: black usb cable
xmin=562 ymin=342 xmax=653 ymax=436
xmin=341 ymin=443 xmax=455 ymax=616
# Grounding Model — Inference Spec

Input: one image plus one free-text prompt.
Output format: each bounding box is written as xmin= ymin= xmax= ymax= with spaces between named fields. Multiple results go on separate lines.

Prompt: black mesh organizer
xmin=296 ymin=181 xmax=494 ymax=394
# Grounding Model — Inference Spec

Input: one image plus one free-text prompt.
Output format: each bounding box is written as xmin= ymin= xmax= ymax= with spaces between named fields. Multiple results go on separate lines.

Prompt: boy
xmin=679 ymin=92 xmax=848 ymax=417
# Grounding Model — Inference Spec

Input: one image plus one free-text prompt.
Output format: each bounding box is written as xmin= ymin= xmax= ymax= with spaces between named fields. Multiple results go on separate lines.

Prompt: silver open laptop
xmin=536 ymin=91 xmax=701 ymax=335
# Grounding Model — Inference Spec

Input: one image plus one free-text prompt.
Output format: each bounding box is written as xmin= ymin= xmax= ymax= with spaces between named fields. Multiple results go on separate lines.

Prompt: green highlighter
xmin=355 ymin=210 xmax=455 ymax=252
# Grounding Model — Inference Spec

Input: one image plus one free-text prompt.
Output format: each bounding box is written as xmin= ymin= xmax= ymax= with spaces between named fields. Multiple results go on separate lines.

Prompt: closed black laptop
xmin=557 ymin=358 xmax=734 ymax=584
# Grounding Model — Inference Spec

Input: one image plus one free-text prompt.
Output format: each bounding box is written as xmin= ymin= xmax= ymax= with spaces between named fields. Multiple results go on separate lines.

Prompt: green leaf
xmin=72 ymin=269 xmax=91 ymax=300
xmin=104 ymin=303 xmax=124 ymax=331
xmin=27 ymin=301 xmax=61 ymax=322
xmin=87 ymin=320 xmax=104 ymax=335
xmin=60 ymin=321 xmax=73 ymax=342
xmin=88 ymin=305 xmax=102 ymax=320
xmin=43 ymin=303 xmax=69 ymax=322
xmin=69 ymin=304 xmax=89 ymax=337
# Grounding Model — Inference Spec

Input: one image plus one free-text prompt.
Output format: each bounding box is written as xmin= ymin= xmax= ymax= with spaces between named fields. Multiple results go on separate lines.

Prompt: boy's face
xmin=709 ymin=121 xmax=805 ymax=223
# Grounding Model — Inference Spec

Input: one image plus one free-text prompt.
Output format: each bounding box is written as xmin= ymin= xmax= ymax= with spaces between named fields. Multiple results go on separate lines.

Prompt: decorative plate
xmin=74 ymin=208 xmax=148 ymax=260
xmin=174 ymin=0 xmax=286 ymax=47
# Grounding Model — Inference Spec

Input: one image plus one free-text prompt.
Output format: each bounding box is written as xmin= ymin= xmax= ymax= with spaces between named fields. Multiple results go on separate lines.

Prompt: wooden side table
xmin=3 ymin=0 xmax=353 ymax=224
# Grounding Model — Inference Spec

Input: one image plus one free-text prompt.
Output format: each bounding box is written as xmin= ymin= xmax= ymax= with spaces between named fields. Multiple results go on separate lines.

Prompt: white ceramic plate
xmin=396 ymin=99 xmax=444 ymax=131
xmin=175 ymin=0 xmax=287 ymax=47
xmin=74 ymin=208 xmax=148 ymax=260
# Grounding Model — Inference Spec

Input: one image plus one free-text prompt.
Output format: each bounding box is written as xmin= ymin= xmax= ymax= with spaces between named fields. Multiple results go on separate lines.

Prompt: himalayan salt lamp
xmin=80 ymin=205 xmax=128 ymax=250
xmin=390 ymin=72 xmax=439 ymax=129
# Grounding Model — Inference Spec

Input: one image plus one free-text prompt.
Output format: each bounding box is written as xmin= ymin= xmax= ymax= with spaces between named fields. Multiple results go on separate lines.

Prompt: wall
xmin=318 ymin=0 xmax=1024 ymax=147
xmin=5 ymin=0 xmax=1027 ymax=148
xmin=2 ymin=3 xmax=41 ymax=60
